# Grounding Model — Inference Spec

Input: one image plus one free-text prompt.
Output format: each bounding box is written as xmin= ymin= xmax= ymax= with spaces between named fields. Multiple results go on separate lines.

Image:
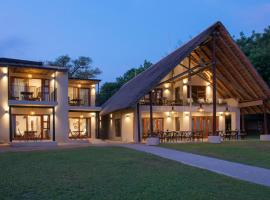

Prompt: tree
xmin=235 ymin=26 xmax=270 ymax=86
xmin=49 ymin=55 xmax=102 ymax=79
xmin=98 ymin=60 xmax=152 ymax=105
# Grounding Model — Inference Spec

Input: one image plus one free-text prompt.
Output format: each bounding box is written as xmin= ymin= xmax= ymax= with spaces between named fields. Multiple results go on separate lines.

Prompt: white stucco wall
xmin=109 ymin=111 xmax=134 ymax=143
xmin=55 ymin=71 xmax=69 ymax=142
xmin=121 ymin=112 xmax=134 ymax=143
xmin=0 ymin=67 xmax=9 ymax=143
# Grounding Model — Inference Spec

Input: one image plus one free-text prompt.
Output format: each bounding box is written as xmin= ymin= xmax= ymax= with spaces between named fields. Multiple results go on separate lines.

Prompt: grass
xmin=0 ymin=146 xmax=269 ymax=200
xmin=160 ymin=140 xmax=270 ymax=169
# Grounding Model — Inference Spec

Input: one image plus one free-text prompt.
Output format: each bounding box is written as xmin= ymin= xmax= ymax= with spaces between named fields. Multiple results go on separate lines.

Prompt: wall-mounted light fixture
xmin=30 ymin=111 xmax=35 ymax=115
xmin=91 ymin=113 xmax=96 ymax=117
xmin=219 ymin=112 xmax=224 ymax=117
xmin=126 ymin=114 xmax=130 ymax=118
xmin=28 ymin=74 xmax=32 ymax=78
xmin=78 ymin=84 xmax=81 ymax=88
xmin=184 ymin=112 xmax=189 ymax=117
xmin=183 ymin=78 xmax=188 ymax=85
xmin=164 ymin=83 xmax=170 ymax=89
xmin=171 ymin=106 xmax=175 ymax=115
xmin=110 ymin=114 xmax=113 ymax=119
xmin=80 ymin=115 xmax=84 ymax=118
xmin=197 ymin=104 xmax=204 ymax=112
xmin=224 ymin=107 xmax=230 ymax=116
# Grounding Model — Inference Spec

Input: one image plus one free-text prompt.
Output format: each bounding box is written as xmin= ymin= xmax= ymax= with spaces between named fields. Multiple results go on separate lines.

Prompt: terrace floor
xmin=0 ymin=146 xmax=270 ymax=200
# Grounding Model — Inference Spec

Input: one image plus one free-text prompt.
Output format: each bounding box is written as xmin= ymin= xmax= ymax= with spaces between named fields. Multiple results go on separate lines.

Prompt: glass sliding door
xmin=79 ymin=88 xmax=90 ymax=106
xmin=69 ymin=118 xmax=91 ymax=139
xmin=12 ymin=114 xmax=51 ymax=140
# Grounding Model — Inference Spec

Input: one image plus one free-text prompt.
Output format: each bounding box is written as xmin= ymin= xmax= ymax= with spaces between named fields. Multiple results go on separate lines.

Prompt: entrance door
xmin=142 ymin=118 xmax=164 ymax=137
xmin=115 ymin=118 xmax=121 ymax=137
xmin=152 ymin=89 xmax=163 ymax=105
xmin=192 ymin=116 xmax=219 ymax=137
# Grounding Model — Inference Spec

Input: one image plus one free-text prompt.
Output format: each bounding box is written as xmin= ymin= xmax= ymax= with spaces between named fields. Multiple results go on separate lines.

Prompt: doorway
xmin=192 ymin=116 xmax=219 ymax=137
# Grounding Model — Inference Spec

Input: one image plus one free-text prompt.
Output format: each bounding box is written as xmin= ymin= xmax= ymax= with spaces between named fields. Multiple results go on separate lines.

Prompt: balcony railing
xmin=139 ymin=98 xmax=227 ymax=106
xmin=68 ymin=95 xmax=95 ymax=106
xmin=9 ymin=85 xmax=56 ymax=102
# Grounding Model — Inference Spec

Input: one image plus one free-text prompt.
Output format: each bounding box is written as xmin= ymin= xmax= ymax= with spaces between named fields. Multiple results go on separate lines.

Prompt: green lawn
xmin=160 ymin=140 xmax=270 ymax=169
xmin=0 ymin=146 xmax=269 ymax=200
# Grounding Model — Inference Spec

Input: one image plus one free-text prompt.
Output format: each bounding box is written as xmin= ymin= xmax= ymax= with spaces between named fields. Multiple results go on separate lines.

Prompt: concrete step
xmin=11 ymin=141 xmax=57 ymax=147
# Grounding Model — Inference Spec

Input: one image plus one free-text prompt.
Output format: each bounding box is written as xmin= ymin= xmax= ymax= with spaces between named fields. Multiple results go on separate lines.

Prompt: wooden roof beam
xmin=158 ymin=64 xmax=211 ymax=86
xmin=197 ymin=46 xmax=248 ymax=100
xmin=239 ymin=100 xmax=263 ymax=108
xmin=217 ymin=36 xmax=264 ymax=98
xmin=213 ymin=44 xmax=257 ymax=99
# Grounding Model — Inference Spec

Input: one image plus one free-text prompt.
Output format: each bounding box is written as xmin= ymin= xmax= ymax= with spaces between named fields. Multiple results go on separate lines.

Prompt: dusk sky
xmin=0 ymin=0 xmax=269 ymax=83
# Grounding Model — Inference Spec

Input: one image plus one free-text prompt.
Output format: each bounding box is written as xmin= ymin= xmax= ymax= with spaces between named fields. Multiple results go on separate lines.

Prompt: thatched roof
xmin=101 ymin=21 xmax=270 ymax=115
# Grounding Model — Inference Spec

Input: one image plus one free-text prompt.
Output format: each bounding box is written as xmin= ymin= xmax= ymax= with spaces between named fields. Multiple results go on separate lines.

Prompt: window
xmin=175 ymin=87 xmax=180 ymax=103
xmin=175 ymin=117 xmax=180 ymax=131
xmin=68 ymin=87 xmax=90 ymax=106
xmin=115 ymin=119 xmax=121 ymax=137
xmin=150 ymin=88 xmax=163 ymax=104
xmin=188 ymin=85 xmax=206 ymax=102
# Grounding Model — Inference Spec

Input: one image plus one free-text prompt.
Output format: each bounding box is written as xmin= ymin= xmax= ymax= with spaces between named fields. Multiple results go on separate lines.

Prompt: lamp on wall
xmin=171 ymin=106 xmax=175 ymax=115
xmin=224 ymin=107 xmax=230 ymax=116
xmin=197 ymin=104 xmax=204 ymax=112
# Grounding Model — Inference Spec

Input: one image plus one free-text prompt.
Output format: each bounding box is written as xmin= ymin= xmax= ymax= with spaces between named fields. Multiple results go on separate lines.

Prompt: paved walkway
xmin=0 ymin=143 xmax=110 ymax=153
xmin=122 ymin=144 xmax=270 ymax=187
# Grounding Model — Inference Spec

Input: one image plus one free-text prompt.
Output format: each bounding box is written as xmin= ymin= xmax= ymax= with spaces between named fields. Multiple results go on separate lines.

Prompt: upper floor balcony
xmin=9 ymin=84 xmax=55 ymax=102
xmin=139 ymin=81 xmax=228 ymax=107
xmin=8 ymin=67 xmax=57 ymax=104
xmin=68 ymin=78 xmax=100 ymax=108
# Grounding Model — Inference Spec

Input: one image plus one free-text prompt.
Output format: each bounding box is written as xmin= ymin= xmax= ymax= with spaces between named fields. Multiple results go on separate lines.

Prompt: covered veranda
xmin=100 ymin=22 xmax=270 ymax=143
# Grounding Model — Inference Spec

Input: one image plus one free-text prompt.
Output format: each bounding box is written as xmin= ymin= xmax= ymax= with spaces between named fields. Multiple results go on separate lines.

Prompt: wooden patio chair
xmin=239 ymin=130 xmax=247 ymax=140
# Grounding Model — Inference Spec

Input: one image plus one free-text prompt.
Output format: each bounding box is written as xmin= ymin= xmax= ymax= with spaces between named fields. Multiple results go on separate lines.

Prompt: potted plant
xmin=146 ymin=131 xmax=160 ymax=146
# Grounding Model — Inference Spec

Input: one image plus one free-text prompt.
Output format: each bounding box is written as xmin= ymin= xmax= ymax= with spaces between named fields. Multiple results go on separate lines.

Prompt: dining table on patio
xmin=21 ymin=91 xmax=34 ymax=100
xmin=23 ymin=131 xmax=38 ymax=140
xmin=69 ymin=99 xmax=82 ymax=106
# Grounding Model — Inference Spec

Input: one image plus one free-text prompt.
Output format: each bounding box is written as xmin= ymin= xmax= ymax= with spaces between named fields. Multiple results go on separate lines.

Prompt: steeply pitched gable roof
xmin=101 ymin=22 xmax=270 ymax=115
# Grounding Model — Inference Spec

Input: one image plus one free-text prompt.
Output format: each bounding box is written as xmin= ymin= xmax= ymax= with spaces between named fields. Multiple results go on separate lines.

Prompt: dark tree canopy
xmin=49 ymin=55 xmax=102 ymax=79
xmin=236 ymin=26 xmax=270 ymax=86
xmin=98 ymin=60 xmax=152 ymax=105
